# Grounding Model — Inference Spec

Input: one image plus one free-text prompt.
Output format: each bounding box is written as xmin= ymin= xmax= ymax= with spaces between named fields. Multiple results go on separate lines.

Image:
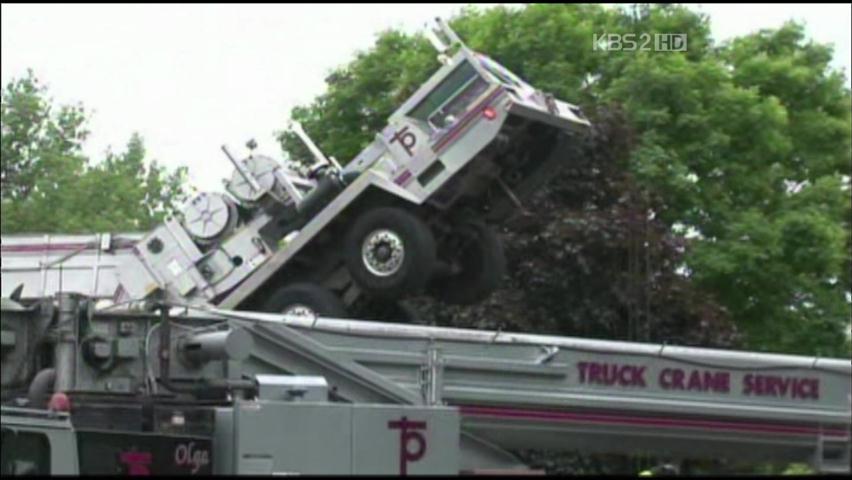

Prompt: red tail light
xmin=482 ymin=106 xmax=497 ymax=120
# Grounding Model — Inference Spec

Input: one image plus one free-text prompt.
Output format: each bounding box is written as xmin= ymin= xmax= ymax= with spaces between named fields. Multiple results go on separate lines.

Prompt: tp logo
xmin=390 ymin=126 xmax=417 ymax=157
xmin=388 ymin=416 xmax=427 ymax=475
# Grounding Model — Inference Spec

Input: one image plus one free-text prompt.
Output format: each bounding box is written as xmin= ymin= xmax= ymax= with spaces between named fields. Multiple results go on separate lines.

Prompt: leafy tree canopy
xmin=1 ymin=70 xmax=188 ymax=234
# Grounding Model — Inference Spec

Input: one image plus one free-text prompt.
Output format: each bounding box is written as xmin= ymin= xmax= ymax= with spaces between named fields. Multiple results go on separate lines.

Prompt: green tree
xmin=606 ymin=19 xmax=851 ymax=356
xmin=1 ymin=70 xmax=88 ymax=203
xmin=277 ymin=4 xmax=851 ymax=356
xmin=1 ymin=71 xmax=188 ymax=234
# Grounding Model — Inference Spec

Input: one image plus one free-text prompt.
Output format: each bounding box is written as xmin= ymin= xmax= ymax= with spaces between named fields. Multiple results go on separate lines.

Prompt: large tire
xmin=431 ymin=221 xmax=506 ymax=305
xmin=344 ymin=207 xmax=437 ymax=300
xmin=261 ymin=282 xmax=348 ymax=319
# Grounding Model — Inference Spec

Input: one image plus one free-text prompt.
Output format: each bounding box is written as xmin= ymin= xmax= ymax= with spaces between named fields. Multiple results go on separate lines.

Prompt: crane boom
xmin=1 ymin=296 xmax=849 ymax=474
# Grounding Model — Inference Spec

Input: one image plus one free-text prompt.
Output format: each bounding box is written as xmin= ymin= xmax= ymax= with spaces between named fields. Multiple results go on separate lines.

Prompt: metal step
xmin=816 ymin=436 xmax=852 ymax=474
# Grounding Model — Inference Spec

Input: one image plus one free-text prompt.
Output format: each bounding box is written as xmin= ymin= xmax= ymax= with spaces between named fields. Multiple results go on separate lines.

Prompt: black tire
xmin=261 ymin=282 xmax=348 ymax=318
xmin=344 ymin=207 xmax=437 ymax=300
xmin=431 ymin=221 xmax=506 ymax=305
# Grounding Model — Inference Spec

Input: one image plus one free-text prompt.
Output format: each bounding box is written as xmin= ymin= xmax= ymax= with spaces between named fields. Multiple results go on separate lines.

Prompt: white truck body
xmin=1 ymin=38 xmax=590 ymax=314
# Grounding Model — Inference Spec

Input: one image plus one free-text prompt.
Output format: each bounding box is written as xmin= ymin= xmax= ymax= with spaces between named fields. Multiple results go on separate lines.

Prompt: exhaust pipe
xmin=27 ymin=368 xmax=56 ymax=408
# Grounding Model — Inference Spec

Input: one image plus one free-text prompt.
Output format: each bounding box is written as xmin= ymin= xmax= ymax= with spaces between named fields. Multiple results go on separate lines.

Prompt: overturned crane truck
xmin=111 ymin=18 xmax=589 ymax=319
xmin=0 ymin=295 xmax=850 ymax=475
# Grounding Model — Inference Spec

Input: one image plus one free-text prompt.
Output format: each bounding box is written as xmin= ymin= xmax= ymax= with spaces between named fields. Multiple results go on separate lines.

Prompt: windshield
xmin=408 ymin=60 xmax=491 ymax=132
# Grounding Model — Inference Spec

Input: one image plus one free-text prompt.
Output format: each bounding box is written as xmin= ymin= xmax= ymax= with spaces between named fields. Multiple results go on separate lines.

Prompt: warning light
xmin=48 ymin=392 xmax=71 ymax=412
xmin=482 ymin=106 xmax=497 ymax=120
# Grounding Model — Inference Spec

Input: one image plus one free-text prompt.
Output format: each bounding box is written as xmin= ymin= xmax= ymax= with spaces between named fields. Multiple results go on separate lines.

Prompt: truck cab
xmin=1 ymin=404 xmax=216 ymax=476
xmin=345 ymin=41 xmax=589 ymax=219
xmin=1 ymin=408 xmax=77 ymax=475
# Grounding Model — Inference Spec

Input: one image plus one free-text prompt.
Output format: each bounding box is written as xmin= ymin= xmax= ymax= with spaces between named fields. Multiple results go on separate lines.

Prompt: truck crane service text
xmin=576 ymin=362 xmax=820 ymax=400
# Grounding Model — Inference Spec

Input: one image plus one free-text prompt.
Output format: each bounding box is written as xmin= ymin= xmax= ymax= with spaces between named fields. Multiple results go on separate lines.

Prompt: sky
xmin=2 ymin=3 xmax=850 ymax=194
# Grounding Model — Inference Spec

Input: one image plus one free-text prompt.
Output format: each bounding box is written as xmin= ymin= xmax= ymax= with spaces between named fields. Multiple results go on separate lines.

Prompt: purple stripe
xmin=458 ymin=405 xmax=850 ymax=438
xmin=432 ymin=87 xmax=506 ymax=153
xmin=1 ymin=242 xmax=136 ymax=253
xmin=394 ymin=170 xmax=413 ymax=186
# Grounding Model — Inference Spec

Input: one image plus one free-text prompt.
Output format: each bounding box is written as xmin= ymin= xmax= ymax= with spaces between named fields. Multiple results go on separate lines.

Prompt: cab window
xmin=1 ymin=428 xmax=51 ymax=475
xmin=408 ymin=60 xmax=491 ymax=132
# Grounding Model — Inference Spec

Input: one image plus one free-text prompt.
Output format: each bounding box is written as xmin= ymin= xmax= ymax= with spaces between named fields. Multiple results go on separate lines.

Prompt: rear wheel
xmin=261 ymin=282 xmax=348 ymax=319
xmin=431 ymin=220 xmax=506 ymax=305
xmin=344 ymin=207 xmax=437 ymax=300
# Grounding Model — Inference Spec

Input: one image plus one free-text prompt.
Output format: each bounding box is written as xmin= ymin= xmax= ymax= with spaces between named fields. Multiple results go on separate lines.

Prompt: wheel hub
xmin=375 ymin=244 xmax=392 ymax=262
xmin=362 ymin=229 xmax=405 ymax=277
